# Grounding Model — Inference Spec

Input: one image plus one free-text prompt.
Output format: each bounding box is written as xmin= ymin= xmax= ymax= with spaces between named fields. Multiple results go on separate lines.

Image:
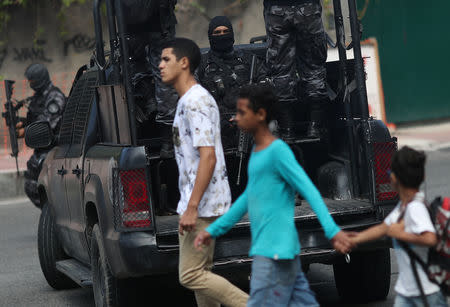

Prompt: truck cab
xmin=25 ymin=0 xmax=398 ymax=305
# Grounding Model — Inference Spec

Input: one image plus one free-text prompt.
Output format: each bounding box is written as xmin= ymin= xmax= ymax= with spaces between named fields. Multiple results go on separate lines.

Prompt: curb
xmin=0 ymin=170 xmax=26 ymax=199
xmin=0 ymin=197 xmax=30 ymax=207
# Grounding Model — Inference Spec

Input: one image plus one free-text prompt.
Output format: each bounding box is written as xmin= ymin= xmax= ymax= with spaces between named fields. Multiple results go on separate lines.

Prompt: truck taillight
xmin=373 ymin=142 xmax=398 ymax=203
xmin=117 ymin=169 xmax=152 ymax=229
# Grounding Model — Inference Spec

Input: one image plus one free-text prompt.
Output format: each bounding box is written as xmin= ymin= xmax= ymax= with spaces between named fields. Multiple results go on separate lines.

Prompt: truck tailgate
xmin=154 ymin=198 xmax=376 ymax=252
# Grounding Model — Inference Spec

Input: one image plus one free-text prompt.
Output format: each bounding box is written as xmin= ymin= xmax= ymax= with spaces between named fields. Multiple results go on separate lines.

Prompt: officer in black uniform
xmin=16 ymin=63 xmax=66 ymax=208
xmin=196 ymin=16 xmax=267 ymax=150
xmin=263 ymin=0 xmax=329 ymax=139
xmin=122 ymin=0 xmax=178 ymax=157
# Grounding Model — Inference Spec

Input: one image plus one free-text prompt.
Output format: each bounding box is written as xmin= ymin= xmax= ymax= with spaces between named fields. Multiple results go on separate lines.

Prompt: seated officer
xmin=196 ymin=16 xmax=267 ymax=150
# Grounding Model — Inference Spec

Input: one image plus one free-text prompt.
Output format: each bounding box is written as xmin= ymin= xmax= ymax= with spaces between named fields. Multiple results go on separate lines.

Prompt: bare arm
xmin=388 ymin=221 xmax=437 ymax=247
xmin=179 ymin=146 xmax=216 ymax=234
xmin=352 ymin=223 xmax=389 ymax=245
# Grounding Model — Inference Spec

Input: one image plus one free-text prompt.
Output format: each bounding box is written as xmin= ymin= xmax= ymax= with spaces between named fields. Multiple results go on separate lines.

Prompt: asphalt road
xmin=0 ymin=149 xmax=449 ymax=307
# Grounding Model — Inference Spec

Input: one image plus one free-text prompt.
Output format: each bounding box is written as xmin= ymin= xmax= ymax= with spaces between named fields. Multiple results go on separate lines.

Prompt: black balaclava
xmin=208 ymin=16 xmax=235 ymax=54
xmin=24 ymin=63 xmax=51 ymax=93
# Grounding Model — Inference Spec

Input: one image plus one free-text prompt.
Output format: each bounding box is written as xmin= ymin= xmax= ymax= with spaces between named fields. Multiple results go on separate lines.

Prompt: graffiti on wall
xmin=12 ymin=40 xmax=52 ymax=63
xmin=63 ymin=34 xmax=96 ymax=56
xmin=0 ymin=34 xmax=95 ymax=70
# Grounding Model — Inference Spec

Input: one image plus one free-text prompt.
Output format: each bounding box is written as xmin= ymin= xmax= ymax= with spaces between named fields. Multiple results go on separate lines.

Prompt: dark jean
xmin=248 ymin=256 xmax=319 ymax=307
xmin=394 ymin=290 xmax=448 ymax=307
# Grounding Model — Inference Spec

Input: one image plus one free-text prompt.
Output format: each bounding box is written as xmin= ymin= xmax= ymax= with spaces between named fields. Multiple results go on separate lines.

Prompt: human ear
xmin=257 ymin=108 xmax=267 ymax=123
xmin=180 ymin=57 xmax=189 ymax=70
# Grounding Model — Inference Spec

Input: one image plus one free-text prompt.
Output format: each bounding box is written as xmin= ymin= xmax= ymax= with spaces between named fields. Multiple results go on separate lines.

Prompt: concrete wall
xmin=0 ymin=0 xmax=267 ymax=86
xmin=0 ymin=2 xmax=97 ymax=84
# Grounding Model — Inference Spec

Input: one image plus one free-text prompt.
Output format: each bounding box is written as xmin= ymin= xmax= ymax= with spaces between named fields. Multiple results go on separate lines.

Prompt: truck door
xmin=48 ymin=82 xmax=88 ymax=253
xmin=63 ymin=71 xmax=98 ymax=263
xmin=47 ymin=146 xmax=71 ymax=250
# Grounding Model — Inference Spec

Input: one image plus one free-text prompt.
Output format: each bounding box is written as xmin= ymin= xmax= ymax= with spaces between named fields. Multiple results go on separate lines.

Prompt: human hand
xmin=15 ymin=121 xmax=23 ymax=129
xmin=194 ymin=230 xmax=212 ymax=251
xmin=345 ymin=231 xmax=360 ymax=246
xmin=16 ymin=127 xmax=25 ymax=138
xmin=331 ymin=231 xmax=355 ymax=254
xmin=387 ymin=220 xmax=405 ymax=239
xmin=179 ymin=205 xmax=198 ymax=235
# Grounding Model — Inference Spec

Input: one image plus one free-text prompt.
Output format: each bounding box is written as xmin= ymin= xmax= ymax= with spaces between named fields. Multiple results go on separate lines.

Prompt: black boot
xmin=277 ymin=100 xmax=297 ymax=143
xmin=305 ymin=121 xmax=322 ymax=139
xmin=306 ymin=98 xmax=328 ymax=139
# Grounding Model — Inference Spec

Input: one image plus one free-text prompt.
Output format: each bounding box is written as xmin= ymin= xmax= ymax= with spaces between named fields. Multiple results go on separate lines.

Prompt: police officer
xmin=196 ymin=16 xmax=266 ymax=149
xmin=264 ymin=0 xmax=329 ymax=139
xmin=16 ymin=63 xmax=66 ymax=208
xmin=122 ymin=0 xmax=178 ymax=157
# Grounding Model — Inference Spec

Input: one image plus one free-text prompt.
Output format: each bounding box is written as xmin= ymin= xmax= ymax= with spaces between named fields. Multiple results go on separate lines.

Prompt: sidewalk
xmin=391 ymin=120 xmax=450 ymax=152
xmin=0 ymin=150 xmax=32 ymax=199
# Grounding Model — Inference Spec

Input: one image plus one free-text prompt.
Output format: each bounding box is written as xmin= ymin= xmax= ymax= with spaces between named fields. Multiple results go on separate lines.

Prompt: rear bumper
xmin=105 ymin=215 xmax=393 ymax=279
xmin=105 ymin=231 xmax=179 ymax=279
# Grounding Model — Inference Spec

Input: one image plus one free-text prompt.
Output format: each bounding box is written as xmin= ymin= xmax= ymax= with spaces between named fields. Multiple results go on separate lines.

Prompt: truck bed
xmin=154 ymin=198 xmax=374 ymax=235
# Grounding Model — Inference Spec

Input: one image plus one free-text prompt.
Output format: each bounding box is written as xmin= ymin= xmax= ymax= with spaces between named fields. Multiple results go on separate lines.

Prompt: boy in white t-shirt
xmin=351 ymin=146 xmax=447 ymax=307
xmin=159 ymin=38 xmax=248 ymax=307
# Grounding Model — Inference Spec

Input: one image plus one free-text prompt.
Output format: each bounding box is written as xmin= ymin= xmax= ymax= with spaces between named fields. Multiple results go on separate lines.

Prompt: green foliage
xmin=0 ymin=0 xmax=87 ymax=36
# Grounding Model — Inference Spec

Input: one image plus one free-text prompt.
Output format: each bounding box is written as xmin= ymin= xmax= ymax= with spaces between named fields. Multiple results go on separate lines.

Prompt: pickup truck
xmin=24 ymin=0 xmax=399 ymax=306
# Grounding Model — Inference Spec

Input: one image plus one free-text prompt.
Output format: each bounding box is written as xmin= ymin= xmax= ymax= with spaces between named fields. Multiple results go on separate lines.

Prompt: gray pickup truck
xmin=24 ymin=0 xmax=399 ymax=306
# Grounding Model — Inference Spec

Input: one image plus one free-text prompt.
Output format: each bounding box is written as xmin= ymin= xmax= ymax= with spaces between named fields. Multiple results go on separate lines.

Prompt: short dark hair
xmin=163 ymin=38 xmax=201 ymax=73
xmin=238 ymin=84 xmax=277 ymax=123
xmin=391 ymin=146 xmax=426 ymax=189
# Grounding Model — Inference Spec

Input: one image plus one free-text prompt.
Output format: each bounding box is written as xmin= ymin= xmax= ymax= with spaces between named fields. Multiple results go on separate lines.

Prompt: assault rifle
xmin=2 ymin=80 xmax=26 ymax=174
xmin=236 ymin=54 xmax=256 ymax=186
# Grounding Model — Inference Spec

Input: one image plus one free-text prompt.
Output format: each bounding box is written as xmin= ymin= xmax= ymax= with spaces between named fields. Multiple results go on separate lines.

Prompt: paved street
xmin=0 ymin=148 xmax=449 ymax=307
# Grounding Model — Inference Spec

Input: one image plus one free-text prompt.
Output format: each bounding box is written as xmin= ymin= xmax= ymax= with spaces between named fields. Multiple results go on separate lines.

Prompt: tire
xmin=91 ymin=224 xmax=136 ymax=307
xmin=37 ymin=203 xmax=78 ymax=290
xmin=333 ymin=248 xmax=391 ymax=303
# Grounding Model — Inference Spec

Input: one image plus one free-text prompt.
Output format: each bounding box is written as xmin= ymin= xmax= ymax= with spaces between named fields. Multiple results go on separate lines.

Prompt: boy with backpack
xmin=194 ymin=84 xmax=354 ymax=306
xmin=350 ymin=146 xmax=448 ymax=307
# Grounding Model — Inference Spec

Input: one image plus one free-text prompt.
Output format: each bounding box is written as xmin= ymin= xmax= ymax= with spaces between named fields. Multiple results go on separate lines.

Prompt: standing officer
xmin=196 ymin=16 xmax=267 ymax=149
xmin=122 ymin=0 xmax=178 ymax=158
xmin=148 ymin=0 xmax=179 ymax=158
xmin=264 ymin=0 xmax=329 ymax=139
xmin=16 ymin=63 xmax=66 ymax=208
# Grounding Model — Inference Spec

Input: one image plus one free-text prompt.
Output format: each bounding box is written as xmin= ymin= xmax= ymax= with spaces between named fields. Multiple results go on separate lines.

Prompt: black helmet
xmin=24 ymin=63 xmax=51 ymax=92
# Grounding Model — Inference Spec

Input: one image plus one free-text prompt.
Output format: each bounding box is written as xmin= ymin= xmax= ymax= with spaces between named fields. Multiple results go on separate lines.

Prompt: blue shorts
xmin=248 ymin=255 xmax=319 ymax=307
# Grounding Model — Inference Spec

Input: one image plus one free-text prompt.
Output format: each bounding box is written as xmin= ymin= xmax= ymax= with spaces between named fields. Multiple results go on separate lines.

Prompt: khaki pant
xmin=178 ymin=217 xmax=249 ymax=307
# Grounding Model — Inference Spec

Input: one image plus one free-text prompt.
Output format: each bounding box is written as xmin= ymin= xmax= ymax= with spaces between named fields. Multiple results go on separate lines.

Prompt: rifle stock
xmin=2 ymin=80 xmax=20 ymax=174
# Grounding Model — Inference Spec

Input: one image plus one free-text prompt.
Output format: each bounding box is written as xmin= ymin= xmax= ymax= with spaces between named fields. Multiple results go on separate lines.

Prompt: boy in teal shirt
xmin=194 ymin=84 xmax=354 ymax=306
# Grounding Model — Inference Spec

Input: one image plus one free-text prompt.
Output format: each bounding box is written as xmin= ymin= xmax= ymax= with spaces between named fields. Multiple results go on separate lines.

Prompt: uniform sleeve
xmin=185 ymin=95 xmax=217 ymax=147
xmin=38 ymin=91 xmax=66 ymax=131
xmin=406 ymin=202 xmax=436 ymax=235
xmin=274 ymin=142 xmax=341 ymax=240
xmin=206 ymin=188 xmax=249 ymax=238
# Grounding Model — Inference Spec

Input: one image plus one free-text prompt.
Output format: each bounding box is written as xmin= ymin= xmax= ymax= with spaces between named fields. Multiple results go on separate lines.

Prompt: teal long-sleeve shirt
xmin=206 ymin=139 xmax=341 ymax=260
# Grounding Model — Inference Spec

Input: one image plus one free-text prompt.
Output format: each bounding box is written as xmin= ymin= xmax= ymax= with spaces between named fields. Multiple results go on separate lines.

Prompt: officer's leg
xmin=24 ymin=151 xmax=47 ymax=208
xmin=264 ymin=6 xmax=298 ymax=142
xmin=294 ymin=2 xmax=329 ymax=139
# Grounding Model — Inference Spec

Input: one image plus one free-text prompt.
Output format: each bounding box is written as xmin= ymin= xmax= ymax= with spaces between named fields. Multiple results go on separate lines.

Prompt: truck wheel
xmin=333 ymin=249 xmax=391 ymax=303
xmin=91 ymin=224 xmax=136 ymax=306
xmin=37 ymin=203 xmax=78 ymax=290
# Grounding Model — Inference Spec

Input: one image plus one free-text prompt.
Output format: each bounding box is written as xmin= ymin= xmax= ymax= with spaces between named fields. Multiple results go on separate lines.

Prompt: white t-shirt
xmin=172 ymin=84 xmax=231 ymax=217
xmin=384 ymin=192 xmax=440 ymax=297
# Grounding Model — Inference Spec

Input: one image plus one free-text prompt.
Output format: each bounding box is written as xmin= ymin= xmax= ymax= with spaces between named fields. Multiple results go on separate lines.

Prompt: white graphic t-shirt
xmin=172 ymin=84 xmax=231 ymax=217
xmin=384 ymin=192 xmax=440 ymax=297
